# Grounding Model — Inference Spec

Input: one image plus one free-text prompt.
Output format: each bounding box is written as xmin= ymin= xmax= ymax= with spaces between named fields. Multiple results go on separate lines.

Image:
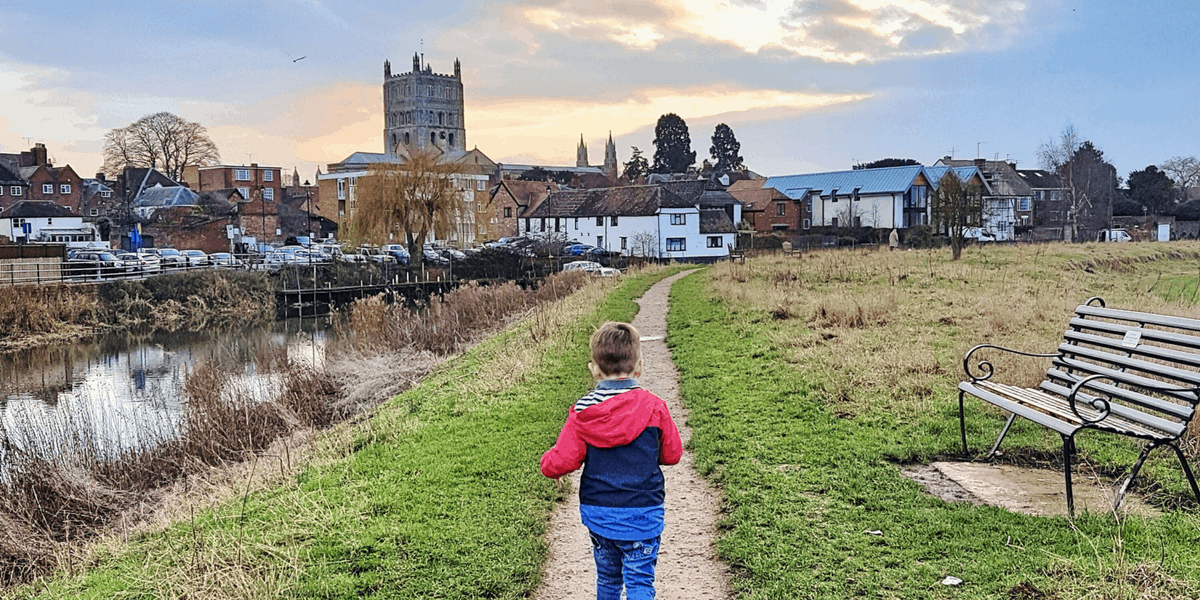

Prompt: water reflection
xmin=0 ymin=318 xmax=328 ymax=459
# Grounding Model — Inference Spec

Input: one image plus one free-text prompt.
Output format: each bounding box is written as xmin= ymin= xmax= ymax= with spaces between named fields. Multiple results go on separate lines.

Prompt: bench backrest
xmin=1044 ymin=300 xmax=1200 ymax=439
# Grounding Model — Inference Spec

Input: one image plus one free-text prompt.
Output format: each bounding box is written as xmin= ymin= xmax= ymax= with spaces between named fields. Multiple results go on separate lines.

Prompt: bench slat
xmin=959 ymin=381 xmax=1077 ymax=436
xmin=1056 ymin=343 xmax=1200 ymax=386
xmin=979 ymin=381 xmax=1169 ymax=439
xmin=1064 ymin=330 xmax=1200 ymax=370
xmin=1045 ymin=368 xmax=1194 ymax=421
xmin=1068 ymin=317 xmax=1200 ymax=352
xmin=1053 ymin=356 xmax=1200 ymax=404
xmin=1038 ymin=379 xmax=1186 ymax=437
xmin=1076 ymin=305 xmax=1200 ymax=333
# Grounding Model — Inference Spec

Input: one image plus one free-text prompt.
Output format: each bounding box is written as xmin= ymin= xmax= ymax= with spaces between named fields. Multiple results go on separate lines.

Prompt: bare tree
xmin=1037 ymin=124 xmax=1083 ymax=172
xmin=630 ymin=230 xmax=659 ymax=258
xmin=930 ymin=171 xmax=983 ymax=260
xmin=103 ymin=112 xmax=220 ymax=181
xmin=1161 ymin=156 xmax=1200 ymax=203
xmin=352 ymin=150 xmax=461 ymax=267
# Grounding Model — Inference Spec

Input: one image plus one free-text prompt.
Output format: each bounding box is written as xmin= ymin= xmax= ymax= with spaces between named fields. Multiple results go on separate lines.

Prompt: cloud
xmin=504 ymin=0 xmax=1029 ymax=63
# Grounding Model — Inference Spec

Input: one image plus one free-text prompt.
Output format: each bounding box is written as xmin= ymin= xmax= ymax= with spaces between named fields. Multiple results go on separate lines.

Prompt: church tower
xmin=383 ymin=52 xmax=467 ymax=156
xmin=603 ymin=131 xmax=618 ymax=179
xmin=576 ymin=135 xmax=589 ymax=168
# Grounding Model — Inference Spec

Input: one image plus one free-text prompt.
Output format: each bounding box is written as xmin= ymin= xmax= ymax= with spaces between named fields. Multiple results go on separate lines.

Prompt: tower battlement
xmin=383 ymin=53 xmax=466 ymax=155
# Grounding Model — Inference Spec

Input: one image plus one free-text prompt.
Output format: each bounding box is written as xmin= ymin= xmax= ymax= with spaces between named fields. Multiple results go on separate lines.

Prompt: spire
xmin=454 ymin=57 xmax=461 ymax=78
xmin=413 ymin=52 xmax=420 ymax=73
xmin=603 ymin=130 xmax=619 ymax=179
xmin=384 ymin=59 xmax=391 ymax=78
xmin=576 ymin=134 xmax=589 ymax=168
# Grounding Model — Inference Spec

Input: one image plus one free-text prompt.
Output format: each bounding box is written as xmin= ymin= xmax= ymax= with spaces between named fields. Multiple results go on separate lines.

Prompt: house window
xmin=776 ymin=202 xmax=786 ymax=216
xmin=0 ymin=187 xmax=3 ymax=195
xmin=803 ymin=218 xmax=811 ymax=230
xmin=263 ymin=188 xmax=274 ymax=200
xmin=620 ymin=237 xmax=627 ymax=250
xmin=670 ymin=214 xmax=685 ymax=225
xmin=12 ymin=218 xmax=24 ymax=230
xmin=597 ymin=235 xmax=603 ymax=247
xmin=504 ymin=207 xmax=512 ymax=218
xmin=43 ymin=184 xmax=54 ymax=194
xmin=60 ymin=184 xmax=71 ymax=194
xmin=101 ymin=190 xmax=112 ymax=198
xmin=476 ymin=180 xmax=485 ymax=191
xmin=9 ymin=187 xmax=19 ymax=196
xmin=831 ymin=217 xmax=839 ymax=228
xmin=805 ymin=198 xmax=812 ymax=211
xmin=574 ymin=218 xmax=579 ymax=230
xmin=611 ymin=216 xmax=618 ymax=226
xmin=596 ymin=216 xmax=603 ymax=226
xmin=707 ymin=236 xmax=721 ymax=248
xmin=666 ymin=238 xmax=685 ymax=252
xmin=1018 ymin=198 xmax=1030 ymax=211
xmin=264 ymin=170 xmax=273 ymax=182
xmin=90 ymin=208 xmax=99 ymax=217
xmin=235 ymin=169 xmax=250 ymax=181
xmin=47 ymin=218 xmax=52 ymax=225
xmin=239 ymin=186 xmax=250 ymax=198
xmin=772 ymin=224 xmax=789 ymax=231
xmin=337 ymin=180 xmax=345 ymax=200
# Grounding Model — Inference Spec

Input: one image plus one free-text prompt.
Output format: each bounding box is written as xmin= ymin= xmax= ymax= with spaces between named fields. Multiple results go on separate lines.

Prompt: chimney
xmin=974 ymin=158 xmax=986 ymax=169
xmin=32 ymin=143 xmax=48 ymax=167
xmin=1008 ymin=161 xmax=1018 ymax=171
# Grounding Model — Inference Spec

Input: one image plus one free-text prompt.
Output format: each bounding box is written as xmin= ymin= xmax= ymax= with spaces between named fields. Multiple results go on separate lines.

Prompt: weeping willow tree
xmin=352 ymin=150 xmax=461 ymax=267
xmin=930 ymin=170 xmax=983 ymax=261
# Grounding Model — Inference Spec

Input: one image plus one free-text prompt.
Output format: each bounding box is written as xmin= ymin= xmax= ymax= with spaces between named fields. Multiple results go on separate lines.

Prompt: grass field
xmin=669 ymin=242 xmax=1200 ymax=599
xmin=7 ymin=265 xmax=683 ymax=599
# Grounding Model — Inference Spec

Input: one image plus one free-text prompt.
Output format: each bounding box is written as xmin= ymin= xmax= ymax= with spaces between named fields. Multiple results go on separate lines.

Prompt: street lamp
xmin=303 ymin=180 xmax=313 ymax=241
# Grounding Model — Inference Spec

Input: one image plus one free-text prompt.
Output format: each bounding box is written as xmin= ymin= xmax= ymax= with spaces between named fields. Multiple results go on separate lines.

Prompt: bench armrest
xmin=1067 ymin=374 xmax=1200 ymax=425
xmin=962 ymin=344 xmax=1060 ymax=383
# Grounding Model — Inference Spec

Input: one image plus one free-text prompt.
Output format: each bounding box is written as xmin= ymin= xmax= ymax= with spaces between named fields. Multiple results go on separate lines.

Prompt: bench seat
xmin=958 ymin=297 xmax=1200 ymax=515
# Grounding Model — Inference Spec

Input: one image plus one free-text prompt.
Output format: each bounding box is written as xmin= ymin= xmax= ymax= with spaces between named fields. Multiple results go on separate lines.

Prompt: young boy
xmin=541 ymin=321 xmax=683 ymax=600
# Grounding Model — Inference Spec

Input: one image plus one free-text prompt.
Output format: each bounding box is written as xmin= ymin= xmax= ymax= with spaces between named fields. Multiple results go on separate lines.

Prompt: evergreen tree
xmin=709 ymin=123 xmax=743 ymax=174
xmin=651 ymin=114 xmax=695 ymax=174
xmin=623 ymin=146 xmax=650 ymax=182
xmin=1127 ymin=165 xmax=1174 ymax=215
xmin=853 ymin=158 xmax=920 ymax=170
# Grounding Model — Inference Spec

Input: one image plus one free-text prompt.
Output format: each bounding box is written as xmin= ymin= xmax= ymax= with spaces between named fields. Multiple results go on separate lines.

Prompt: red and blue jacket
xmin=541 ymin=379 xmax=683 ymax=540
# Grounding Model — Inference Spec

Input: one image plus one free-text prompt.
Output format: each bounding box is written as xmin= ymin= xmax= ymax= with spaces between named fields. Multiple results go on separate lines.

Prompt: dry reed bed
xmin=0 ymin=270 xmax=602 ymax=588
xmin=708 ymin=243 xmax=1200 ymax=445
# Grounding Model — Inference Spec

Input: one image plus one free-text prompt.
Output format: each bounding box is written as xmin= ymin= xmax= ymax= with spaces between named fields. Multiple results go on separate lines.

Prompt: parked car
xmin=264 ymin=246 xmax=330 ymax=270
xmin=381 ymin=244 xmax=411 ymax=265
xmin=1097 ymin=228 xmax=1132 ymax=243
xmin=66 ymin=250 xmax=123 ymax=278
xmin=567 ymin=244 xmax=595 ymax=256
xmin=563 ymin=260 xmax=620 ymax=277
xmin=151 ymin=248 xmax=187 ymax=269
xmin=114 ymin=252 xmax=143 ymax=274
xmin=134 ymin=249 xmax=163 ymax=273
xmin=209 ymin=252 xmax=245 ymax=269
xmin=182 ymin=250 xmax=210 ymax=268
xmin=420 ymin=248 xmax=450 ymax=266
xmin=357 ymin=246 xmax=397 ymax=264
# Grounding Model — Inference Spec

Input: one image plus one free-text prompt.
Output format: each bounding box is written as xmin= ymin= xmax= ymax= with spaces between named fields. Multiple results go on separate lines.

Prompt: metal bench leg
xmin=987 ymin=413 xmax=1018 ymax=460
xmin=1169 ymin=443 xmax=1200 ymax=505
xmin=1062 ymin=434 xmax=1075 ymax=517
xmin=958 ymin=390 xmax=968 ymax=457
xmin=1114 ymin=442 xmax=1157 ymax=511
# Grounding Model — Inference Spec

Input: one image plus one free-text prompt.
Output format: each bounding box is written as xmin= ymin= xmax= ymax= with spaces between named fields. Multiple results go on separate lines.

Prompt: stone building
xmin=383 ymin=54 xmax=466 ymax=155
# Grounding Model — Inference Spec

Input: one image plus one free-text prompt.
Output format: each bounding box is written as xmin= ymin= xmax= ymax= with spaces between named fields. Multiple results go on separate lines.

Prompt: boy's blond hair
xmin=590 ymin=321 xmax=641 ymax=377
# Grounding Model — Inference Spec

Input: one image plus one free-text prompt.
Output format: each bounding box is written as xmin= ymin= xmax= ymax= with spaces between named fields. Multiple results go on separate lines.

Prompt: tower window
xmin=431 ymin=132 xmax=436 ymax=144
xmin=449 ymin=134 xmax=455 ymax=146
xmin=405 ymin=132 xmax=410 ymax=145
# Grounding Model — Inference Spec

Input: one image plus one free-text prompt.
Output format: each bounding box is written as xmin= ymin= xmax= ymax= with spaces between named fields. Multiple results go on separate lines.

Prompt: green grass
xmin=11 ymin=267 xmax=684 ymax=599
xmin=668 ymin=268 xmax=1200 ymax=599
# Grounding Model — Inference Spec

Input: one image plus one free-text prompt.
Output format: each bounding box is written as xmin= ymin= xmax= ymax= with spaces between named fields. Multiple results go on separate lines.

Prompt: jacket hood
xmin=573 ymin=389 xmax=659 ymax=449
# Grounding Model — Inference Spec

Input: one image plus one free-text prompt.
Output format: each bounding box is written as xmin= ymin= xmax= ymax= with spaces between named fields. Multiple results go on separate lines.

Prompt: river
xmin=0 ymin=318 xmax=328 ymax=460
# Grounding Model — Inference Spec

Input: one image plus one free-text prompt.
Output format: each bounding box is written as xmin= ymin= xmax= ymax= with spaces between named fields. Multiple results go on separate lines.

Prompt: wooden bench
xmin=727 ymin=243 xmax=745 ymax=264
xmin=958 ymin=297 xmax=1200 ymax=515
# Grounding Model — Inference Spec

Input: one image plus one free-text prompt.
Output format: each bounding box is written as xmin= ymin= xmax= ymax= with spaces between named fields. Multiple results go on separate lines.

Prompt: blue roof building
xmin=763 ymin=166 xmax=935 ymax=229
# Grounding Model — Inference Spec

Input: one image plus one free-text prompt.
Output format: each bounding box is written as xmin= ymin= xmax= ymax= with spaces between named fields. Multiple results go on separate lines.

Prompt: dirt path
xmin=535 ymin=271 xmax=732 ymax=600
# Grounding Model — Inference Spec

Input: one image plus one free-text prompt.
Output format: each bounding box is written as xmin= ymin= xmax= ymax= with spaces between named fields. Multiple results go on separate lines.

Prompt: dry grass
xmin=709 ymin=243 xmax=1200 ymax=423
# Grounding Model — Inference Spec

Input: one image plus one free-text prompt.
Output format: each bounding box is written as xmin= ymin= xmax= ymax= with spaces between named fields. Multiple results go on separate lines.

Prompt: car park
xmin=151 ymin=248 xmax=187 ymax=269
xmin=66 ymin=250 xmax=123 ymax=278
xmin=114 ymin=252 xmax=144 ymax=274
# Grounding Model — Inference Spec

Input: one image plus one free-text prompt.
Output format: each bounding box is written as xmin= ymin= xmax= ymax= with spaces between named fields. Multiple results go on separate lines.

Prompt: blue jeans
xmin=589 ymin=531 xmax=660 ymax=600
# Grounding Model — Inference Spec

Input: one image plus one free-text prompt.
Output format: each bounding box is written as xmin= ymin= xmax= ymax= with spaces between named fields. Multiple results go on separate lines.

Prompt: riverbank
xmin=3 ymin=266 xmax=682 ymax=597
xmin=0 ymin=270 xmax=277 ymax=352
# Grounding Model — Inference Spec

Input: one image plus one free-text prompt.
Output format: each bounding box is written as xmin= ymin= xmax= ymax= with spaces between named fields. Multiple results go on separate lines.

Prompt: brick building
xmin=727 ymin=179 xmax=809 ymax=232
xmin=183 ymin=163 xmax=283 ymax=203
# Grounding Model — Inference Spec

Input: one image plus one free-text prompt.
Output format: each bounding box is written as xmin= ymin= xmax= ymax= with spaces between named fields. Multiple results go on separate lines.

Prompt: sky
xmin=1 ymin=0 xmax=1198 ymax=184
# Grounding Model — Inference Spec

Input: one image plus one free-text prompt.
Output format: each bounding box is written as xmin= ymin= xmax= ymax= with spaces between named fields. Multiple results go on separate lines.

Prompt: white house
xmin=522 ymin=182 xmax=739 ymax=262
xmin=0 ymin=201 xmax=97 ymax=244
xmin=764 ymin=166 xmax=935 ymax=230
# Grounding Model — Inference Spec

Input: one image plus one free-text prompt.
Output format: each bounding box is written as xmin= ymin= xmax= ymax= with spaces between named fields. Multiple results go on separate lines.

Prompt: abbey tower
xmin=383 ymin=53 xmax=466 ymax=156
